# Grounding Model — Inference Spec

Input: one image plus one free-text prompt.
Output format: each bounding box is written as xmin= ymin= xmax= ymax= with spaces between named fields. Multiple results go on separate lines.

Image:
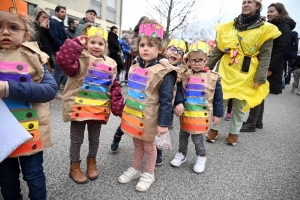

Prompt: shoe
xmin=156 ymin=149 xmax=163 ymax=166
xmin=111 ymin=136 xmax=121 ymax=152
xmin=69 ymin=161 xmax=88 ymax=184
xmin=193 ymin=156 xmax=206 ymax=173
xmin=225 ymin=113 xmax=231 ymax=121
xmin=55 ymin=93 xmax=62 ymax=99
xmin=136 ymin=172 xmax=155 ymax=192
xmin=59 ymin=84 xmax=65 ymax=90
xmin=87 ymin=157 xmax=98 ymax=180
xmin=170 ymin=152 xmax=186 ymax=167
xmin=240 ymin=122 xmax=256 ymax=132
xmin=226 ymin=133 xmax=238 ymax=146
xmin=118 ymin=167 xmax=141 ymax=184
xmin=205 ymin=129 xmax=218 ymax=143
xmin=256 ymin=123 xmax=263 ymax=129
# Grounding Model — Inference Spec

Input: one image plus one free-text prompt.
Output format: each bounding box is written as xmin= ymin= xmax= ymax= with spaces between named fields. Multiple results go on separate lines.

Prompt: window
xmin=28 ymin=3 xmax=36 ymax=16
xmin=106 ymin=0 xmax=116 ymax=22
xmin=45 ymin=8 xmax=80 ymax=27
xmin=90 ymin=0 xmax=101 ymax=17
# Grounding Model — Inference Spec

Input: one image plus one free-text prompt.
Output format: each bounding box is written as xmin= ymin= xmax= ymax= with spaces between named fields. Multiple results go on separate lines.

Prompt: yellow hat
xmin=168 ymin=39 xmax=187 ymax=53
xmin=188 ymin=41 xmax=210 ymax=54
xmin=87 ymin=26 xmax=108 ymax=41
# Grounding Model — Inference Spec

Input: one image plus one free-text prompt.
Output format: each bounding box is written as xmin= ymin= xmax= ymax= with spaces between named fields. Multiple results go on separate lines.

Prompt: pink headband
xmin=138 ymin=23 xmax=164 ymax=39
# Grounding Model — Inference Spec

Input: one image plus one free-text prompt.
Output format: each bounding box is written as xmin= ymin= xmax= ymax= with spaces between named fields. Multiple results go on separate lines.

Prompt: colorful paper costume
xmin=1 ymin=0 xmax=28 ymax=16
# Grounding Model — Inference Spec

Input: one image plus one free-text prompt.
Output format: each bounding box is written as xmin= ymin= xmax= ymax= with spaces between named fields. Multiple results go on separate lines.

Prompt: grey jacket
xmin=74 ymin=18 xmax=96 ymax=37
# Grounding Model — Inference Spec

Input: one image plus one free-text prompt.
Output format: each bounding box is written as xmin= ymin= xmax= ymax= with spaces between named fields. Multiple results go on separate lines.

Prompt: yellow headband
xmin=87 ymin=26 xmax=108 ymax=40
xmin=188 ymin=41 xmax=210 ymax=54
xmin=167 ymin=39 xmax=187 ymax=53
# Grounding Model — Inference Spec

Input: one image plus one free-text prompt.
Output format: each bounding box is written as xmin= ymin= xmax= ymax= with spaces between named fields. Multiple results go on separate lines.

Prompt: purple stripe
xmin=88 ymin=70 xmax=113 ymax=80
xmin=129 ymin=73 xmax=149 ymax=84
xmin=185 ymin=84 xmax=205 ymax=90
xmin=0 ymin=72 xmax=31 ymax=82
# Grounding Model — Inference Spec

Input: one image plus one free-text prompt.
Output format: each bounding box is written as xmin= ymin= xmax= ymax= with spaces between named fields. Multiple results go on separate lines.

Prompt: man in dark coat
xmin=66 ymin=18 xmax=79 ymax=39
xmin=74 ymin=9 xmax=97 ymax=37
xmin=108 ymin=26 xmax=123 ymax=80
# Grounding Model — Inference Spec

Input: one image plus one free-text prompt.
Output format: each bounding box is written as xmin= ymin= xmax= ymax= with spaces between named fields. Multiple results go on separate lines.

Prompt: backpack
xmin=285 ymin=31 xmax=299 ymax=60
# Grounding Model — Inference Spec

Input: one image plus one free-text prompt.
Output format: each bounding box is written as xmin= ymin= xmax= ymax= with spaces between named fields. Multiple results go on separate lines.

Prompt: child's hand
xmin=157 ymin=126 xmax=168 ymax=137
xmin=252 ymin=82 xmax=261 ymax=90
xmin=78 ymin=35 xmax=89 ymax=46
xmin=174 ymin=103 xmax=184 ymax=116
xmin=0 ymin=81 xmax=6 ymax=98
xmin=212 ymin=116 xmax=221 ymax=125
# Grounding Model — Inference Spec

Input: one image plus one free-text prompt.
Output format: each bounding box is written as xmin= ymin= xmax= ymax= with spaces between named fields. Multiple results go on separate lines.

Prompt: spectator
xmin=66 ymin=18 xmax=79 ymax=39
xmin=290 ymin=47 xmax=300 ymax=95
xmin=119 ymin=33 xmax=131 ymax=62
xmin=108 ymin=26 xmax=123 ymax=80
xmin=74 ymin=9 xmax=97 ymax=37
xmin=49 ymin=5 xmax=69 ymax=98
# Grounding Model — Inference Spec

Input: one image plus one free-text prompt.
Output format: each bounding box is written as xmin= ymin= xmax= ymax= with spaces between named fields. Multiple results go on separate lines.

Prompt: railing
xmin=106 ymin=6 xmax=116 ymax=23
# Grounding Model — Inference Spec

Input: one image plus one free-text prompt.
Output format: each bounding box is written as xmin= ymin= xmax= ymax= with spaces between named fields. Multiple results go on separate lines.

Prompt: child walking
xmin=118 ymin=19 xmax=176 ymax=192
xmin=56 ymin=24 xmax=124 ymax=184
xmin=0 ymin=1 xmax=57 ymax=199
xmin=171 ymin=41 xmax=223 ymax=173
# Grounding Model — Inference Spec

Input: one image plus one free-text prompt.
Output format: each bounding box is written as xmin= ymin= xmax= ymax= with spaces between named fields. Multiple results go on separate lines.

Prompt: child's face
xmin=139 ymin=37 xmax=162 ymax=66
xmin=86 ymin=36 xmax=106 ymax=57
xmin=166 ymin=46 xmax=183 ymax=65
xmin=188 ymin=51 xmax=208 ymax=72
xmin=0 ymin=11 xmax=30 ymax=49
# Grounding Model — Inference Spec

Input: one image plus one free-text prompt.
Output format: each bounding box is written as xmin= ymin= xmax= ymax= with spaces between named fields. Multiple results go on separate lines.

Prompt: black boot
xmin=156 ymin=149 xmax=163 ymax=166
xmin=240 ymin=122 xmax=256 ymax=132
xmin=111 ymin=136 xmax=121 ymax=152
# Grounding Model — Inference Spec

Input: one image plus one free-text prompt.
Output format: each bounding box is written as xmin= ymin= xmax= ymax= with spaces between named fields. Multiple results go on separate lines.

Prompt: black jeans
xmin=245 ymin=100 xmax=264 ymax=124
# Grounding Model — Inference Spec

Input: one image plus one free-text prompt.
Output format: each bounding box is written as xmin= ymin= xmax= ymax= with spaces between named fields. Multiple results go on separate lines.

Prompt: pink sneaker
xmin=225 ymin=113 xmax=231 ymax=121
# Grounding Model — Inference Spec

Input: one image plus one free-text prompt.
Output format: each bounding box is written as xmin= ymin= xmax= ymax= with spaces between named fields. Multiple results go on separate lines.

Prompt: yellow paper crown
xmin=188 ymin=41 xmax=210 ymax=54
xmin=167 ymin=39 xmax=187 ymax=53
xmin=87 ymin=26 xmax=108 ymax=40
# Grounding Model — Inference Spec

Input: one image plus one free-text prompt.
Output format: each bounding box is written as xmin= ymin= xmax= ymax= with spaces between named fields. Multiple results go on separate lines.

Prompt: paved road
xmin=3 ymin=83 xmax=300 ymax=200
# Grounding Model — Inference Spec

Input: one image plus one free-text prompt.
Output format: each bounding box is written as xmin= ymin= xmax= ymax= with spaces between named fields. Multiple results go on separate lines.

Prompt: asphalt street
xmin=2 ymin=83 xmax=300 ymax=200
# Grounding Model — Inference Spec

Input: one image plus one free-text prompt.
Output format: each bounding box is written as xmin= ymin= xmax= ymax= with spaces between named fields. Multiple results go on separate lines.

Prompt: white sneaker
xmin=118 ymin=167 xmax=141 ymax=183
xmin=170 ymin=152 xmax=186 ymax=167
xmin=193 ymin=156 xmax=206 ymax=173
xmin=55 ymin=92 xmax=62 ymax=100
xmin=136 ymin=172 xmax=155 ymax=192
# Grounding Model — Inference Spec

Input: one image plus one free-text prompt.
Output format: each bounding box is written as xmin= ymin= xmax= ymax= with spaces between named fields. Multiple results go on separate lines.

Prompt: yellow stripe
xmin=20 ymin=121 xmax=39 ymax=131
xmin=75 ymin=97 xmax=110 ymax=107
xmin=182 ymin=111 xmax=208 ymax=118
xmin=123 ymin=106 xmax=145 ymax=119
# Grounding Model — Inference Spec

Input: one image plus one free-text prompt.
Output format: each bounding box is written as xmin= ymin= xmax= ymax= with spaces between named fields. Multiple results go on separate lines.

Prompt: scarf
xmin=234 ymin=11 xmax=265 ymax=31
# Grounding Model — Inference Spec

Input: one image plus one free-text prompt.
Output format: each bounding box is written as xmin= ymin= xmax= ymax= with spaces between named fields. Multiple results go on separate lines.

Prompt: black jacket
xmin=268 ymin=18 xmax=296 ymax=94
xmin=290 ymin=56 xmax=300 ymax=71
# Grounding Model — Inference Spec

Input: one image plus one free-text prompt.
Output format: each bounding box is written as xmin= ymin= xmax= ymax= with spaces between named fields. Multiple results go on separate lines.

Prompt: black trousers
xmin=245 ymin=100 xmax=264 ymax=124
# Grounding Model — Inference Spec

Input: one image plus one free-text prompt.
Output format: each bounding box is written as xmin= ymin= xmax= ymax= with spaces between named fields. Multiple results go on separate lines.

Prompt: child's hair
xmin=132 ymin=18 xmax=166 ymax=60
xmin=20 ymin=14 xmax=36 ymax=41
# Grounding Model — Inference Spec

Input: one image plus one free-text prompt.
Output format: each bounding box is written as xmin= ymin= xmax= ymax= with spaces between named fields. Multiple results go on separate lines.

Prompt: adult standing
xmin=205 ymin=0 xmax=281 ymax=145
xmin=50 ymin=5 xmax=68 ymax=98
xmin=240 ymin=2 xmax=296 ymax=132
xmin=74 ymin=9 xmax=97 ymax=37
xmin=119 ymin=33 xmax=131 ymax=82
xmin=108 ymin=26 xmax=122 ymax=80
xmin=66 ymin=18 xmax=79 ymax=39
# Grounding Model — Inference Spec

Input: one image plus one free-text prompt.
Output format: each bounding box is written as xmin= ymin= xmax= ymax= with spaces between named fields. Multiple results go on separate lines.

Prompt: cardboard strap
xmin=185 ymin=84 xmax=205 ymax=90
xmin=82 ymin=83 xmax=108 ymax=93
xmin=123 ymin=106 xmax=145 ymax=118
xmin=75 ymin=97 xmax=110 ymax=107
xmin=128 ymin=89 xmax=146 ymax=101
xmin=3 ymin=99 xmax=32 ymax=110
xmin=181 ymin=117 xmax=210 ymax=125
xmin=184 ymin=104 xmax=207 ymax=111
xmin=187 ymin=77 xmax=204 ymax=83
xmin=71 ymin=111 xmax=108 ymax=121
xmin=78 ymin=90 xmax=109 ymax=100
xmin=90 ymin=63 xmax=113 ymax=73
xmin=0 ymin=61 xmax=28 ymax=73
xmin=88 ymin=69 xmax=113 ymax=80
xmin=84 ymin=77 xmax=112 ymax=87
xmin=0 ymin=72 xmax=31 ymax=82
xmin=125 ymin=99 xmax=145 ymax=111
xmin=28 ymin=130 xmax=40 ymax=141
xmin=72 ymin=105 xmax=110 ymax=114
xmin=181 ymin=123 xmax=209 ymax=132
xmin=132 ymin=68 xmax=149 ymax=76
xmin=20 ymin=121 xmax=39 ymax=131
xmin=129 ymin=73 xmax=148 ymax=84
xmin=185 ymin=98 xmax=206 ymax=104
xmin=12 ymin=109 xmax=37 ymax=121
xmin=185 ymin=91 xmax=206 ymax=97
xmin=10 ymin=139 xmax=42 ymax=157
xmin=128 ymin=81 xmax=147 ymax=92
xmin=121 ymin=120 xmax=145 ymax=138
xmin=122 ymin=113 xmax=145 ymax=129
xmin=182 ymin=111 xmax=208 ymax=118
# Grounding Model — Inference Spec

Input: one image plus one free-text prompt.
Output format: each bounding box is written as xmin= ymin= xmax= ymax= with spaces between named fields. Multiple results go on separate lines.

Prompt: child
xmin=0 ymin=1 xmax=57 ymax=199
xmin=56 ymin=24 xmax=124 ymax=184
xmin=171 ymin=41 xmax=223 ymax=173
xmin=117 ymin=19 xmax=176 ymax=192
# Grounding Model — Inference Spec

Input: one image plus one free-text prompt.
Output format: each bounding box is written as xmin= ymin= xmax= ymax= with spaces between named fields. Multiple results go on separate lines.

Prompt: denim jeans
xmin=53 ymin=64 xmax=67 ymax=88
xmin=115 ymin=125 xmax=124 ymax=137
xmin=0 ymin=151 xmax=46 ymax=200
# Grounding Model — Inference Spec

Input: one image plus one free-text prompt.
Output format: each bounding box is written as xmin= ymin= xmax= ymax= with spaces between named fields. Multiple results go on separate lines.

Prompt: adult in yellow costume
xmin=205 ymin=0 xmax=281 ymax=145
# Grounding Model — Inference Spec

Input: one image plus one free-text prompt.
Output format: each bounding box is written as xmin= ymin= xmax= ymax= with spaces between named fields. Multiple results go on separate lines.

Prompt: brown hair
xmin=268 ymin=3 xmax=290 ymax=23
xmin=55 ymin=5 xmax=66 ymax=13
xmin=31 ymin=7 xmax=49 ymax=22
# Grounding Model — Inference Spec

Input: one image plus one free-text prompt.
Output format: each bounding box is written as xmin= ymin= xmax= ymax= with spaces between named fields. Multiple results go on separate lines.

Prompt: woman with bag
xmin=108 ymin=26 xmax=123 ymax=80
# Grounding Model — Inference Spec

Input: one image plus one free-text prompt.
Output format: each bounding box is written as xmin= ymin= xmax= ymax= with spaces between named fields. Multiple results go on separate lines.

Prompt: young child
xmin=117 ymin=19 xmax=176 ymax=192
xmin=56 ymin=24 xmax=124 ymax=184
xmin=0 ymin=1 xmax=57 ymax=199
xmin=171 ymin=41 xmax=223 ymax=173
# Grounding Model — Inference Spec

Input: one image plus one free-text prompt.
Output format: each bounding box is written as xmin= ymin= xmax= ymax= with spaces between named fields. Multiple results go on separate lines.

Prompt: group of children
xmin=0 ymin=0 xmax=224 ymax=198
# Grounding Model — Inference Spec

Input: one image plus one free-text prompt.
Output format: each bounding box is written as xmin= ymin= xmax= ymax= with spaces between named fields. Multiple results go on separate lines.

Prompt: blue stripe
xmin=128 ymin=81 xmax=146 ymax=92
xmin=128 ymin=89 xmax=146 ymax=101
xmin=82 ymin=83 xmax=108 ymax=93
xmin=84 ymin=77 xmax=112 ymax=87
xmin=185 ymin=98 xmax=206 ymax=104
xmin=3 ymin=99 xmax=32 ymax=110
xmin=186 ymin=91 xmax=206 ymax=97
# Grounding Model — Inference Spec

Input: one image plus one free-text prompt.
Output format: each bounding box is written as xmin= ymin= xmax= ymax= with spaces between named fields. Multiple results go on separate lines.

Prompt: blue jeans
xmin=115 ymin=125 xmax=124 ymax=137
xmin=0 ymin=151 xmax=46 ymax=200
xmin=53 ymin=64 xmax=67 ymax=88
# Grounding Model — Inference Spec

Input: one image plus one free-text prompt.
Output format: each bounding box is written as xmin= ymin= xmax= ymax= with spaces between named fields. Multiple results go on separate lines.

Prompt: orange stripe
xmin=180 ymin=117 xmax=210 ymax=125
xmin=122 ymin=113 xmax=145 ymax=129
xmin=121 ymin=120 xmax=144 ymax=138
xmin=10 ymin=139 xmax=42 ymax=157
xmin=28 ymin=130 xmax=40 ymax=142
xmin=72 ymin=105 xmax=110 ymax=114
xmin=181 ymin=123 xmax=208 ymax=132
xmin=71 ymin=112 xmax=108 ymax=121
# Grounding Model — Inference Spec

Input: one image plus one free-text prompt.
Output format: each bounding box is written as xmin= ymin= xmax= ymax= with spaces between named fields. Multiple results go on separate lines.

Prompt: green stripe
xmin=126 ymin=99 xmax=145 ymax=111
xmin=184 ymin=104 xmax=207 ymax=111
xmin=12 ymin=110 xmax=37 ymax=121
xmin=78 ymin=90 xmax=109 ymax=100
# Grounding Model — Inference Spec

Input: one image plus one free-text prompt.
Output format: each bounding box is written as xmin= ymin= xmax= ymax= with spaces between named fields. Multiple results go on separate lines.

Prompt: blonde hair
xmin=31 ymin=7 xmax=49 ymax=22
xmin=20 ymin=15 xmax=35 ymax=41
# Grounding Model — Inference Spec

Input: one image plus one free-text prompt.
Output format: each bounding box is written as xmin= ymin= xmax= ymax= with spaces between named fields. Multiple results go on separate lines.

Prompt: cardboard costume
xmin=0 ymin=42 xmax=51 ymax=157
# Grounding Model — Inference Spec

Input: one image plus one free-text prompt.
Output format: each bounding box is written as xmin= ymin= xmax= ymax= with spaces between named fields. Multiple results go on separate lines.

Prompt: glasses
xmin=169 ymin=46 xmax=184 ymax=55
xmin=189 ymin=59 xmax=206 ymax=65
xmin=0 ymin=24 xmax=26 ymax=34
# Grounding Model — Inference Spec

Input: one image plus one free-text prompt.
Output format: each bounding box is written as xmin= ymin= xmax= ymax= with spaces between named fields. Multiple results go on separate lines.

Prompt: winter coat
xmin=108 ymin=32 xmax=121 ymax=64
xmin=49 ymin=16 xmax=68 ymax=53
xmin=56 ymin=38 xmax=124 ymax=122
xmin=268 ymin=18 xmax=296 ymax=94
xmin=65 ymin=28 xmax=76 ymax=39
xmin=74 ymin=18 xmax=96 ymax=38
xmin=119 ymin=38 xmax=130 ymax=61
xmin=290 ymin=56 xmax=300 ymax=71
